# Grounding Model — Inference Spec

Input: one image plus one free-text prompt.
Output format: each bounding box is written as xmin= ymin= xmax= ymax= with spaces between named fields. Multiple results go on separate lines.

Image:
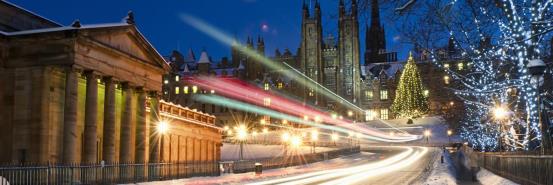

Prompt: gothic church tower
xmin=299 ymin=0 xmax=324 ymax=105
xmin=338 ymin=0 xmax=362 ymax=105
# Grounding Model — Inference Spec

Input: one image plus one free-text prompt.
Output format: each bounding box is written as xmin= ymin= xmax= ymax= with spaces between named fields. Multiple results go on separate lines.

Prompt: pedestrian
xmin=469 ymin=151 xmax=479 ymax=182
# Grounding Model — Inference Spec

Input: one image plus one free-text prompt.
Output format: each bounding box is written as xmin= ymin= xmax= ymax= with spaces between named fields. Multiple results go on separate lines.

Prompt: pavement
xmin=136 ymin=146 xmax=437 ymax=185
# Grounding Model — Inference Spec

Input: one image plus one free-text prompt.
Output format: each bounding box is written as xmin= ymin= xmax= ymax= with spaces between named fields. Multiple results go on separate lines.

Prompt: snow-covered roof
xmin=1 ymin=0 xmax=63 ymax=28
xmin=197 ymin=50 xmax=211 ymax=64
xmin=364 ymin=62 xmax=404 ymax=79
xmin=1 ymin=23 xmax=129 ymax=36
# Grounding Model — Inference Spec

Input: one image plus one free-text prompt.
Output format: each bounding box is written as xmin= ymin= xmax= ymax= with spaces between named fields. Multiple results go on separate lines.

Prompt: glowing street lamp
xmin=236 ymin=124 xmax=248 ymax=160
xmin=290 ymin=136 xmax=302 ymax=148
xmin=447 ymin=130 xmax=453 ymax=143
xmin=310 ymin=130 xmax=319 ymax=153
xmin=347 ymin=110 xmax=354 ymax=117
xmin=331 ymin=113 xmax=338 ymax=119
xmin=493 ymin=106 xmax=509 ymax=120
xmin=423 ymin=130 xmax=431 ymax=144
xmin=331 ymin=133 xmax=339 ymax=146
xmin=157 ymin=121 xmax=169 ymax=134
xmin=156 ymin=121 xmax=170 ymax=162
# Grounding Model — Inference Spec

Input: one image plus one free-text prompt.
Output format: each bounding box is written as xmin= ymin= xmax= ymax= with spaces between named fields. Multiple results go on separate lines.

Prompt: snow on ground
xmin=221 ymin=143 xmax=334 ymax=161
xmin=132 ymin=152 xmax=373 ymax=185
xmin=476 ymin=168 xmax=518 ymax=185
xmin=422 ymin=149 xmax=457 ymax=185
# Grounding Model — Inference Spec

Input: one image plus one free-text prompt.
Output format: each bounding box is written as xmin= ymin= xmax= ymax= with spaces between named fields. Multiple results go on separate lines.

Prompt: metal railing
xmin=465 ymin=147 xmax=553 ymax=185
xmin=0 ymin=161 xmax=219 ymax=185
xmin=226 ymin=146 xmax=361 ymax=173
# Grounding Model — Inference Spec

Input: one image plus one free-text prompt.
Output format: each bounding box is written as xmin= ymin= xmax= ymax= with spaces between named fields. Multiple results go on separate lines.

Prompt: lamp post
xmin=236 ymin=125 xmax=248 ymax=161
xmin=424 ymin=130 xmax=431 ymax=145
xmin=310 ymin=130 xmax=318 ymax=153
xmin=282 ymin=132 xmax=290 ymax=156
xmin=493 ymin=106 xmax=508 ymax=152
xmin=527 ymin=59 xmax=551 ymax=154
xmin=447 ymin=130 xmax=453 ymax=144
xmin=156 ymin=121 xmax=170 ymax=162
xmin=331 ymin=133 xmax=339 ymax=146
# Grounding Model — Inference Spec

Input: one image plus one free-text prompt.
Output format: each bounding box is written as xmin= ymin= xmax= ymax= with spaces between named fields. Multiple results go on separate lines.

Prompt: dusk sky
xmin=10 ymin=0 xmax=411 ymax=63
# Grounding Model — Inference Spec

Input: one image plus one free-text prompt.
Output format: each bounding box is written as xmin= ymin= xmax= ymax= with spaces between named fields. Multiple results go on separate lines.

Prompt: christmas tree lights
xmin=391 ymin=52 xmax=429 ymax=118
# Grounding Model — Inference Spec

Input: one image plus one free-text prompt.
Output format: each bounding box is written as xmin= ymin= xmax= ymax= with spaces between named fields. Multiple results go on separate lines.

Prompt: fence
xmin=0 ymin=161 xmax=219 ymax=185
xmin=227 ymin=146 xmax=361 ymax=173
xmin=467 ymin=147 xmax=553 ymax=185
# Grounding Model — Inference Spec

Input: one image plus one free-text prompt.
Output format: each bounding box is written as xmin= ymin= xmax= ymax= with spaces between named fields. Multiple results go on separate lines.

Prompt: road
xmin=246 ymin=146 xmax=436 ymax=185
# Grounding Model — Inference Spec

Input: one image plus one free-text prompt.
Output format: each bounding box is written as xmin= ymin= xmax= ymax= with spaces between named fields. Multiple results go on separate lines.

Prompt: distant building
xmin=163 ymin=0 xmax=464 ymax=128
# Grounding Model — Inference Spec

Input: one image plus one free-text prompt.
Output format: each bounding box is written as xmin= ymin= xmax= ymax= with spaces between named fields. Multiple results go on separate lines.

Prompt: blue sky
xmin=10 ymin=0 xmax=411 ymax=63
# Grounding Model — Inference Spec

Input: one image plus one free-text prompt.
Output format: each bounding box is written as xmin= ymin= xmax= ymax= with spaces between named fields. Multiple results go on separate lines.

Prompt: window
xmin=184 ymin=86 xmax=189 ymax=94
xmin=365 ymin=110 xmax=376 ymax=121
xmin=277 ymin=82 xmax=283 ymax=89
xmin=444 ymin=76 xmax=450 ymax=84
xmin=380 ymin=90 xmax=388 ymax=100
xmin=164 ymin=79 xmax=169 ymax=84
xmin=263 ymin=97 xmax=271 ymax=106
xmin=365 ymin=91 xmax=373 ymax=100
xmin=175 ymin=75 xmax=180 ymax=82
xmin=380 ymin=109 xmax=389 ymax=120
xmin=457 ymin=63 xmax=464 ymax=70
xmin=264 ymin=83 xmax=270 ymax=91
xmin=444 ymin=63 xmax=450 ymax=68
xmin=423 ymin=90 xmax=429 ymax=97
xmin=309 ymin=89 xmax=315 ymax=97
xmin=175 ymin=87 xmax=180 ymax=94
xmin=192 ymin=86 xmax=198 ymax=93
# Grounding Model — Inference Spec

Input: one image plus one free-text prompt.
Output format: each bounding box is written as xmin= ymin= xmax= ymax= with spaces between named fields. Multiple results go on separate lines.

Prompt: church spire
xmin=371 ymin=0 xmax=381 ymax=27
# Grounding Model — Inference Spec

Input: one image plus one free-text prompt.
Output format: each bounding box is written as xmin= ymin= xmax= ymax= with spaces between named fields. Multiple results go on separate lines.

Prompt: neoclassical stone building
xmin=0 ymin=1 xmax=221 ymax=165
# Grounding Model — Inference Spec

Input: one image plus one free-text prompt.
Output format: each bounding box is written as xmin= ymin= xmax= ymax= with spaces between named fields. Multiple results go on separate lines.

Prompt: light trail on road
xmin=246 ymin=147 xmax=428 ymax=185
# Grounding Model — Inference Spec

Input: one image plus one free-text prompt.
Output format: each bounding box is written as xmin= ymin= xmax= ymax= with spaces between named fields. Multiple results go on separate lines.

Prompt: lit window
xmin=457 ymin=63 xmax=464 ymax=70
xmin=444 ymin=63 xmax=450 ymax=68
xmin=380 ymin=109 xmax=389 ymax=120
xmin=264 ymin=83 xmax=270 ymax=91
xmin=365 ymin=91 xmax=373 ymax=100
xmin=192 ymin=86 xmax=198 ymax=93
xmin=164 ymin=91 xmax=168 ymax=95
xmin=175 ymin=75 xmax=179 ymax=82
xmin=175 ymin=87 xmax=180 ymax=94
xmin=184 ymin=86 xmax=189 ymax=94
xmin=263 ymin=97 xmax=271 ymax=106
xmin=164 ymin=79 xmax=169 ymax=84
xmin=365 ymin=110 xmax=376 ymax=121
xmin=277 ymin=82 xmax=283 ymax=89
xmin=309 ymin=89 xmax=315 ymax=97
xmin=423 ymin=90 xmax=429 ymax=97
xmin=380 ymin=90 xmax=388 ymax=100
xmin=444 ymin=76 xmax=450 ymax=84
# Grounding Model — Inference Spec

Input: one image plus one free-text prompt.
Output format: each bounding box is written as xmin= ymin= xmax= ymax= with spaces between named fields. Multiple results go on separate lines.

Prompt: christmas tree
xmin=391 ymin=52 xmax=429 ymax=118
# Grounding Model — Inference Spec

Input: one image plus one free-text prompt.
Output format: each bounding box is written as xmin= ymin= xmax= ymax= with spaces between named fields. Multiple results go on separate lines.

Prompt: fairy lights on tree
xmin=391 ymin=52 xmax=429 ymax=118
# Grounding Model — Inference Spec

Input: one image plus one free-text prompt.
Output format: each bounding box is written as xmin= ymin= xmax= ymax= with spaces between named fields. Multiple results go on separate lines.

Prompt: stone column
xmin=102 ymin=77 xmax=116 ymax=163
xmin=119 ymin=83 xmax=133 ymax=163
xmin=62 ymin=67 xmax=79 ymax=163
xmin=135 ymin=88 xmax=147 ymax=163
xmin=83 ymin=71 xmax=98 ymax=163
xmin=149 ymin=91 xmax=160 ymax=162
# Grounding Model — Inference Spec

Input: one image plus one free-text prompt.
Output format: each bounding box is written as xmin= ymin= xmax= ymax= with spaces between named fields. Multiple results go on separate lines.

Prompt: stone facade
xmin=0 ymin=1 xmax=222 ymax=165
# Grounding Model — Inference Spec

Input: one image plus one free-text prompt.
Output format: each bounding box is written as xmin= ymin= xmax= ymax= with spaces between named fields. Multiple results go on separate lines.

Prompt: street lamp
xmin=156 ymin=121 xmax=170 ymax=162
xmin=236 ymin=125 xmax=248 ymax=160
xmin=310 ymin=130 xmax=319 ymax=153
xmin=424 ymin=130 xmax=431 ymax=145
xmin=447 ymin=130 xmax=453 ymax=144
xmin=492 ymin=106 xmax=509 ymax=152
xmin=527 ymin=59 xmax=550 ymax=154
xmin=331 ymin=133 xmax=339 ymax=146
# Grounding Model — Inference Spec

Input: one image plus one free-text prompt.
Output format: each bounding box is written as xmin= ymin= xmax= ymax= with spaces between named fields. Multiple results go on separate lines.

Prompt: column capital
xmin=120 ymin=82 xmax=133 ymax=90
xmin=83 ymin=70 xmax=100 ymax=78
xmin=148 ymin=90 xmax=160 ymax=98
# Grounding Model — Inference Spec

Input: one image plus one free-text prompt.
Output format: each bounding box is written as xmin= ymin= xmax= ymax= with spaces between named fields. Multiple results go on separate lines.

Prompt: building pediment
xmin=82 ymin=25 xmax=169 ymax=72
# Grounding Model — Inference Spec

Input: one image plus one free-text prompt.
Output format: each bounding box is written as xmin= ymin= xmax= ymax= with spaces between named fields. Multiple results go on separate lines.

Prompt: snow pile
xmin=422 ymin=149 xmax=457 ymax=185
xmin=221 ymin=144 xmax=334 ymax=161
xmin=476 ymin=167 xmax=518 ymax=185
